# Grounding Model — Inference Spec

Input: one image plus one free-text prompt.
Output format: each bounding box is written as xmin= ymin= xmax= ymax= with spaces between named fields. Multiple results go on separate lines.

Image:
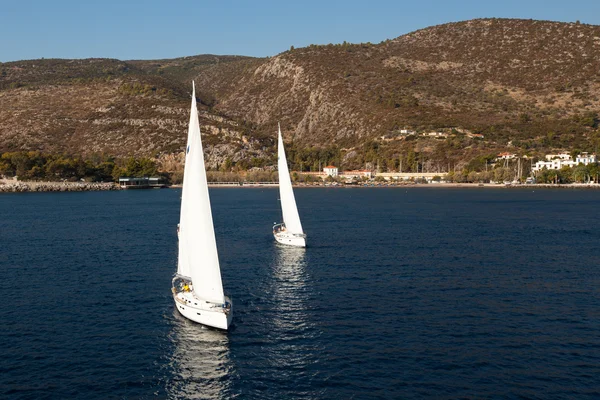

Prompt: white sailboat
xmin=172 ymin=82 xmax=232 ymax=330
xmin=273 ymin=123 xmax=307 ymax=247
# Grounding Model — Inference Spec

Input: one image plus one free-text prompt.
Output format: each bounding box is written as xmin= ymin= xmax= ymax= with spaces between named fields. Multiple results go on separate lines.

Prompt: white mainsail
xmin=177 ymin=82 xmax=225 ymax=305
xmin=277 ymin=124 xmax=304 ymax=234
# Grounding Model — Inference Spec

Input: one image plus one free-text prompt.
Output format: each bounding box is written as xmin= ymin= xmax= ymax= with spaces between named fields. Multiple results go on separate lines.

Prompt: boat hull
xmin=173 ymin=294 xmax=233 ymax=330
xmin=274 ymin=232 xmax=306 ymax=247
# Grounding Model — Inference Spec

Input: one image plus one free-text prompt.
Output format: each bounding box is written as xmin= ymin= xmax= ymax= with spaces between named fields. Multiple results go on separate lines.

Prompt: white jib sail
xmin=177 ymin=82 xmax=225 ymax=304
xmin=277 ymin=124 xmax=304 ymax=234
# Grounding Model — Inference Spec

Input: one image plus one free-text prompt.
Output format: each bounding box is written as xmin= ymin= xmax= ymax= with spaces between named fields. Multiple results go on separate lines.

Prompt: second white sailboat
xmin=273 ymin=123 xmax=307 ymax=247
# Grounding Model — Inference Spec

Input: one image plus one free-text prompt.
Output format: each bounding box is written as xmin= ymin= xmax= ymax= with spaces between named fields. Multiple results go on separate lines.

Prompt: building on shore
xmin=532 ymin=152 xmax=597 ymax=172
xmin=119 ymin=177 xmax=166 ymax=189
xmin=323 ymin=166 xmax=339 ymax=177
xmin=533 ymin=159 xmax=573 ymax=171
xmin=576 ymin=152 xmax=597 ymax=165
xmin=295 ymin=171 xmax=326 ymax=179
xmin=375 ymin=172 xmax=447 ymax=182
xmin=295 ymin=166 xmax=446 ymax=183
xmin=340 ymin=170 xmax=373 ymax=180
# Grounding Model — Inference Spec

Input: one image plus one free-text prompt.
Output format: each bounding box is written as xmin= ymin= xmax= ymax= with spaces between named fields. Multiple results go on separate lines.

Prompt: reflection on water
xmin=166 ymin=312 xmax=232 ymax=399
xmin=266 ymin=246 xmax=323 ymax=398
xmin=271 ymin=246 xmax=310 ymax=332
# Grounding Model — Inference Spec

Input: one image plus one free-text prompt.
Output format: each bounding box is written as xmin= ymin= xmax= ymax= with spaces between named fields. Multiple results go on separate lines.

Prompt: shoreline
xmin=3 ymin=179 xmax=600 ymax=193
xmin=299 ymin=183 xmax=600 ymax=189
xmin=158 ymin=182 xmax=600 ymax=189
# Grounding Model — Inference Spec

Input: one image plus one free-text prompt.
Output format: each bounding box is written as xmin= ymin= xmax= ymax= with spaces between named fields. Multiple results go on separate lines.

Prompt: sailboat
xmin=273 ymin=123 xmax=307 ymax=247
xmin=172 ymin=82 xmax=232 ymax=330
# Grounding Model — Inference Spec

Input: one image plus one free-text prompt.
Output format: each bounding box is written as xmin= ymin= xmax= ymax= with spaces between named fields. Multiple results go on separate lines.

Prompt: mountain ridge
xmin=1 ymin=18 xmax=599 ymax=173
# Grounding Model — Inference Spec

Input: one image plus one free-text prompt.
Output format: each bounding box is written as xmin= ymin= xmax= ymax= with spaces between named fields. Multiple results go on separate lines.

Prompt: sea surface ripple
xmin=1 ymin=188 xmax=599 ymax=399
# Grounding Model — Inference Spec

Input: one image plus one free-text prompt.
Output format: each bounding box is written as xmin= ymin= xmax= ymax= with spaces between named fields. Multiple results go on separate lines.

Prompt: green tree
xmin=0 ymin=153 xmax=15 ymax=176
xmin=572 ymin=164 xmax=587 ymax=183
xmin=587 ymin=163 xmax=599 ymax=183
xmin=405 ymin=150 xmax=416 ymax=172
xmin=112 ymin=165 xmax=125 ymax=182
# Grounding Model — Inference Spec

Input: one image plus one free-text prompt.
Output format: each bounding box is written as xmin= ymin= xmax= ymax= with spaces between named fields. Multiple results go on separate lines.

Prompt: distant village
xmin=290 ymin=151 xmax=599 ymax=185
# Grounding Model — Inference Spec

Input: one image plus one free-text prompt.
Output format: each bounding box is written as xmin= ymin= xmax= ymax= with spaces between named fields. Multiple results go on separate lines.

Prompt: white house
xmin=422 ymin=131 xmax=448 ymax=138
xmin=533 ymin=152 xmax=597 ymax=172
xmin=340 ymin=170 xmax=372 ymax=180
xmin=576 ymin=152 xmax=597 ymax=165
xmin=545 ymin=153 xmax=571 ymax=161
xmin=532 ymin=159 xmax=576 ymax=172
xmin=323 ymin=165 xmax=338 ymax=177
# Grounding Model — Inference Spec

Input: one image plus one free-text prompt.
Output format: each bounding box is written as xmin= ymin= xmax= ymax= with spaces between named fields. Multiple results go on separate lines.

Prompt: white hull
xmin=173 ymin=292 xmax=232 ymax=330
xmin=274 ymin=231 xmax=306 ymax=247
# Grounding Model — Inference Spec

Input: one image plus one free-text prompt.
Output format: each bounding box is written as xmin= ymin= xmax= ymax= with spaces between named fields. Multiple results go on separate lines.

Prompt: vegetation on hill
xmin=1 ymin=18 xmax=600 ymax=178
xmin=0 ymin=152 xmax=160 ymax=182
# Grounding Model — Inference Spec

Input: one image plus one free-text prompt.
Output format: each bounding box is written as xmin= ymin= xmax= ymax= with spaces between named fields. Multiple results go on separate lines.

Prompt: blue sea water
xmin=1 ymin=187 xmax=599 ymax=399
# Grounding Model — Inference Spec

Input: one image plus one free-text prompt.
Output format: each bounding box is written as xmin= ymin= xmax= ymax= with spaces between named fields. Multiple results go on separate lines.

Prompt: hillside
xmin=1 ymin=18 xmax=599 ymax=174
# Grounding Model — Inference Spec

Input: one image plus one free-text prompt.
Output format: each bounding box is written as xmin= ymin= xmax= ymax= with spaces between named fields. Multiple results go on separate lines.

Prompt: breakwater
xmin=0 ymin=180 xmax=120 ymax=192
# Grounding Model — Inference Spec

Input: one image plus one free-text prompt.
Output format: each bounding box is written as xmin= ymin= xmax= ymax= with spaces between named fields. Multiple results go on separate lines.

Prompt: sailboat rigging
xmin=172 ymin=82 xmax=232 ymax=330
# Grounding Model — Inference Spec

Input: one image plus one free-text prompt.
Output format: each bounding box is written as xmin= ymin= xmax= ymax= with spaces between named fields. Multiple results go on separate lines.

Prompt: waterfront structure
xmin=323 ymin=166 xmax=339 ymax=177
xmin=340 ymin=170 xmax=373 ymax=180
xmin=376 ymin=172 xmax=446 ymax=182
xmin=119 ymin=177 xmax=165 ymax=189
xmin=295 ymin=171 xmax=326 ymax=179
xmin=119 ymin=177 xmax=148 ymax=188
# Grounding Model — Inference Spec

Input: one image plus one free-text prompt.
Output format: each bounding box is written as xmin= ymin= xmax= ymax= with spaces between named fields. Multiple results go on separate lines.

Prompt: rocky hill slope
xmin=1 ymin=18 xmax=599 ymax=172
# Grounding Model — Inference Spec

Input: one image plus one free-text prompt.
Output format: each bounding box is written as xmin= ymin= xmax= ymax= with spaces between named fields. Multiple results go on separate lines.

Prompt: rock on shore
xmin=0 ymin=180 xmax=120 ymax=192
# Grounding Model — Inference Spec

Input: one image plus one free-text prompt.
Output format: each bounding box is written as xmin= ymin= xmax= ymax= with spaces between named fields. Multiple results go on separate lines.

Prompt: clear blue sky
xmin=1 ymin=0 xmax=599 ymax=62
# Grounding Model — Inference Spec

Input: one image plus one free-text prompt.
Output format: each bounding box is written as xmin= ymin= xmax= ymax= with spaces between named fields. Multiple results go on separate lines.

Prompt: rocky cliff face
xmin=197 ymin=19 xmax=600 ymax=144
xmin=0 ymin=62 xmax=271 ymax=169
